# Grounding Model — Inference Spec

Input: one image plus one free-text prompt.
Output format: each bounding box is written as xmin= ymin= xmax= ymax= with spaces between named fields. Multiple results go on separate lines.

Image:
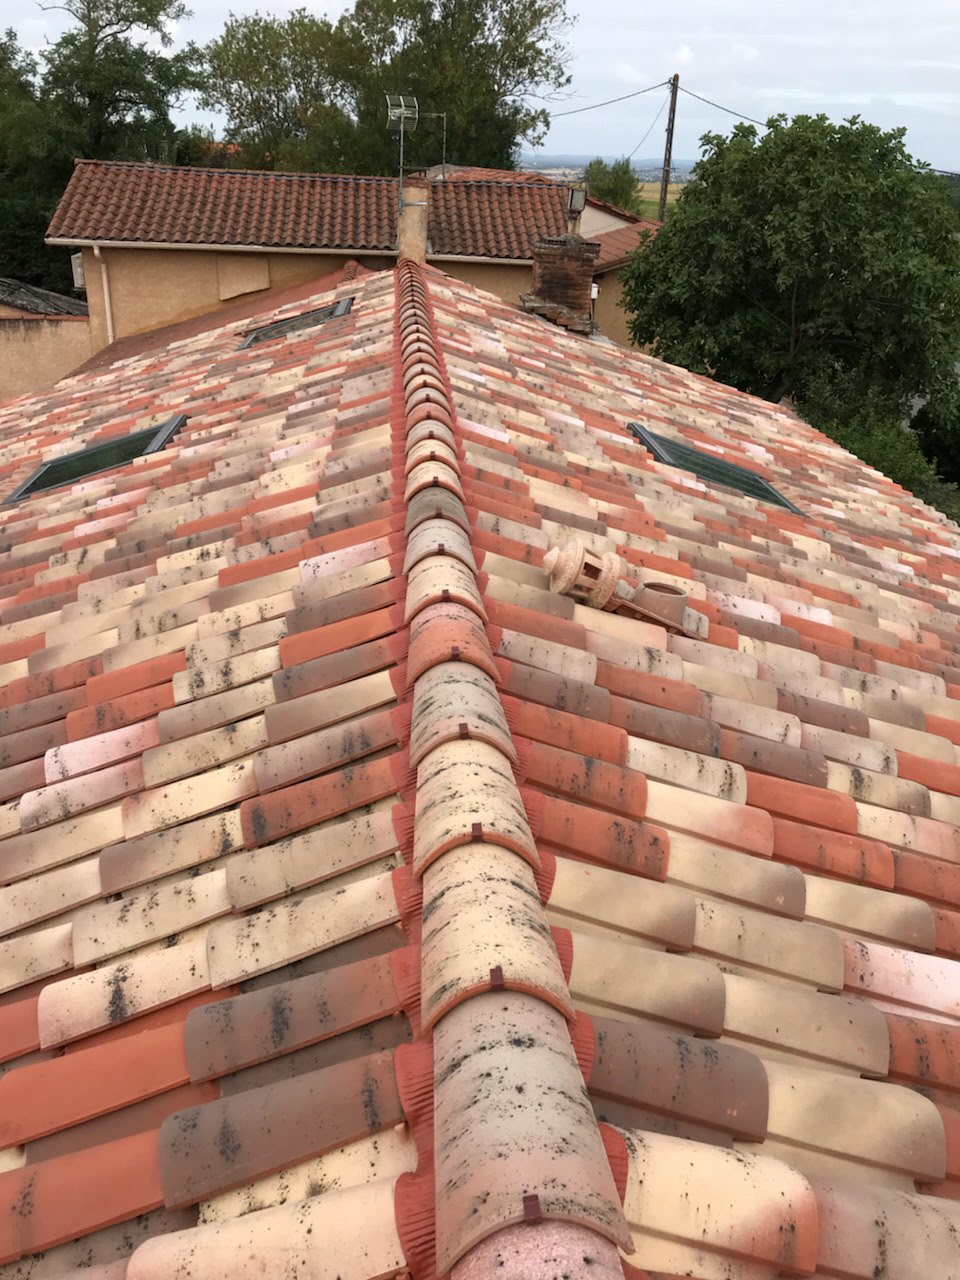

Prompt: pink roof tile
xmin=2 ymin=253 xmax=960 ymax=1275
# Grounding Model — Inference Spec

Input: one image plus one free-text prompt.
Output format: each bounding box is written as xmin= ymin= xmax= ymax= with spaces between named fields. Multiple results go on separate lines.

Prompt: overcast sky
xmin=17 ymin=0 xmax=960 ymax=170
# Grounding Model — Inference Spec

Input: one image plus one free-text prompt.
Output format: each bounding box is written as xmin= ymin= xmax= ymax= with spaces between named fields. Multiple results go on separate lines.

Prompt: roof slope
xmin=0 ymin=278 xmax=88 ymax=317
xmin=418 ymin=164 xmax=557 ymax=183
xmin=0 ymin=264 xmax=959 ymax=1277
xmin=593 ymin=221 xmax=659 ymax=269
xmin=46 ymin=160 xmax=631 ymax=261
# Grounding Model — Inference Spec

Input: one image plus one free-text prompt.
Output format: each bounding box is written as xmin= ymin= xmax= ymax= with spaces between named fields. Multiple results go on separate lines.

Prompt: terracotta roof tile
xmin=46 ymin=159 xmax=631 ymax=262
xmin=3 ymin=254 xmax=960 ymax=1276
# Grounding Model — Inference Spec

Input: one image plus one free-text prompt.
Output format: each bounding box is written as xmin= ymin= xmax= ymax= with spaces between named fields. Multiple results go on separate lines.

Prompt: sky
xmin=16 ymin=0 xmax=960 ymax=171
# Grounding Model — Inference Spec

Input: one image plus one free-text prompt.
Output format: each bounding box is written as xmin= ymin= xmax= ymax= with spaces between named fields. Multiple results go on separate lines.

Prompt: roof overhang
xmin=45 ymin=238 xmax=536 ymax=269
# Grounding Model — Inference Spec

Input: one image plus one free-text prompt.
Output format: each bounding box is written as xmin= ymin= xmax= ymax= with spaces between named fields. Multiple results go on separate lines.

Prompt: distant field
xmin=635 ymin=181 xmax=684 ymax=221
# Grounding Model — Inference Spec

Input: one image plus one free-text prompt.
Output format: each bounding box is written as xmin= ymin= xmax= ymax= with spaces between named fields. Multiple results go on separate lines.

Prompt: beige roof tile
xmin=433 ymin=991 xmax=631 ymax=1271
xmin=38 ymin=934 xmax=210 ymax=1046
xmin=420 ymin=844 xmax=570 ymax=1028
xmin=205 ymin=871 xmax=400 ymax=988
xmin=617 ymin=1125 xmax=817 ymax=1276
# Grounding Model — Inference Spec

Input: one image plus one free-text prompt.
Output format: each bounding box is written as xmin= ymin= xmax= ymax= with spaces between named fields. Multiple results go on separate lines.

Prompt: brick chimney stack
xmin=398 ymin=178 xmax=429 ymax=264
xmin=521 ymin=235 xmax=601 ymax=334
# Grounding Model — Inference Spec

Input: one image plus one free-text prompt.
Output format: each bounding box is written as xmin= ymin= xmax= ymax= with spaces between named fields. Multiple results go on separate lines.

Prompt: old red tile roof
xmin=417 ymin=164 xmax=557 ymax=183
xmin=594 ymin=220 xmax=659 ymax=269
xmin=46 ymin=159 xmax=639 ymax=262
xmin=2 ymin=260 xmax=960 ymax=1276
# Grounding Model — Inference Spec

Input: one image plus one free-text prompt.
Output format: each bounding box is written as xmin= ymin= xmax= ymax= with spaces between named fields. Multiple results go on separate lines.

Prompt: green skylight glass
xmin=627 ymin=422 xmax=801 ymax=514
xmin=6 ymin=414 xmax=187 ymax=504
xmin=240 ymin=297 xmax=354 ymax=349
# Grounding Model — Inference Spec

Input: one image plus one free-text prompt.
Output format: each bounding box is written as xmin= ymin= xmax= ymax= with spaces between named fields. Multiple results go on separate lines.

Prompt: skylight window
xmin=6 ymin=414 xmax=187 ymax=504
xmin=627 ymin=422 xmax=801 ymax=514
xmin=240 ymin=297 xmax=354 ymax=349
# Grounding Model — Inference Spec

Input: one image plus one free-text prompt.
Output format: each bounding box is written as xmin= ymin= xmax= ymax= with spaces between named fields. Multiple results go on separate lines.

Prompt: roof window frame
xmin=239 ymin=296 xmax=354 ymax=349
xmin=5 ymin=413 xmax=187 ymax=505
xmin=627 ymin=421 xmax=801 ymax=514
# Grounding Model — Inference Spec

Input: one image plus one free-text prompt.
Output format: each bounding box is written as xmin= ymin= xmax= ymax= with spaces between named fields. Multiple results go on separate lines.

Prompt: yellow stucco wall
xmin=580 ymin=206 xmax=633 ymax=238
xmin=593 ymin=270 xmax=634 ymax=348
xmin=72 ymin=245 xmax=635 ymax=361
xmin=0 ymin=317 xmax=95 ymax=403
xmin=80 ymin=247 xmax=372 ymax=347
xmin=439 ymin=260 xmax=532 ymax=305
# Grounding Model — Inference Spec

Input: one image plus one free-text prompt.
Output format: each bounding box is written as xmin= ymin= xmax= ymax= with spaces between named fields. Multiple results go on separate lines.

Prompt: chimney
xmin=521 ymin=235 xmax=601 ymax=334
xmin=398 ymin=176 xmax=429 ymax=264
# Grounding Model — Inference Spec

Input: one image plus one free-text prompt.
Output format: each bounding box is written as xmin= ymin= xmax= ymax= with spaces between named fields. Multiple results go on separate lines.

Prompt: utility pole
xmin=658 ymin=73 xmax=679 ymax=222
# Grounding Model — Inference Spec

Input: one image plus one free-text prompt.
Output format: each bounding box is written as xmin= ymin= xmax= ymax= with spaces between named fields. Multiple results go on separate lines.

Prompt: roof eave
xmin=45 ymin=238 xmax=534 ymax=267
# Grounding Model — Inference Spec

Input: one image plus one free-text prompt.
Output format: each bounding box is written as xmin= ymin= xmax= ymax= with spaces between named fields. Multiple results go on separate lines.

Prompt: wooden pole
xmin=658 ymin=73 xmax=679 ymax=222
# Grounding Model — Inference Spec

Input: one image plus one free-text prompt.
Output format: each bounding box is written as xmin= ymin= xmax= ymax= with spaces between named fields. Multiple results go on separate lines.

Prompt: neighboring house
xmin=591 ymin=221 xmax=657 ymax=345
xmin=44 ymin=158 xmax=657 ymax=357
xmin=0 ymin=277 xmax=94 ymax=401
xmin=2 ymin=229 xmax=960 ymax=1275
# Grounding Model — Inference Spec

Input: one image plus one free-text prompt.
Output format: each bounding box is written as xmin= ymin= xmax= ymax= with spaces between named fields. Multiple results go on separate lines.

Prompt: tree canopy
xmin=202 ymin=0 xmax=573 ymax=174
xmin=584 ymin=157 xmax=642 ymax=215
xmin=0 ymin=4 xmax=199 ymax=290
xmin=620 ymin=114 xmax=960 ymax=494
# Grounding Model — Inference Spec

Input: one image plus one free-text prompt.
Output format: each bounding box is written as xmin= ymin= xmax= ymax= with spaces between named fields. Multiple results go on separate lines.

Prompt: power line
xmin=550 ymin=80 xmax=670 ymax=119
xmin=628 ymin=89 xmax=671 ymax=160
xmin=678 ymin=85 xmax=768 ymax=128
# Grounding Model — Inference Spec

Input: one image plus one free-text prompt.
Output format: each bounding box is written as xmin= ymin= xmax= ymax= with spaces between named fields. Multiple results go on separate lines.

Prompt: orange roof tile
xmin=2 ymin=254 xmax=960 ymax=1276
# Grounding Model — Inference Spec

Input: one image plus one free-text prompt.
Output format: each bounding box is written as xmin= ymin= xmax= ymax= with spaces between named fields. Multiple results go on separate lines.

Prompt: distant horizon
xmin=519 ymin=153 xmax=696 ymax=174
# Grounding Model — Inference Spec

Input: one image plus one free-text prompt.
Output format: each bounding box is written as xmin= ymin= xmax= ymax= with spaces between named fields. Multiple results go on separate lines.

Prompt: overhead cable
xmin=628 ymin=89 xmax=671 ymax=159
xmin=550 ymin=80 xmax=670 ymax=119
xmin=678 ymin=85 xmax=768 ymax=128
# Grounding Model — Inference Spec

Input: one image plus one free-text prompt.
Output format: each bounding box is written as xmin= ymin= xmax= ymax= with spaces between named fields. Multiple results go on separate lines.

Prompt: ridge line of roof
xmin=398 ymin=259 xmax=633 ymax=1268
xmin=71 ymin=158 xmax=400 ymax=184
xmin=70 ymin=157 xmax=599 ymax=195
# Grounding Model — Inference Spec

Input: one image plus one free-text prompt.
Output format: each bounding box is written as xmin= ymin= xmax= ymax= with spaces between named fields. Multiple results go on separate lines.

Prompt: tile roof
xmin=0 ymin=259 xmax=960 ymax=1276
xmin=0 ymin=278 xmax=88 ymax=318
xmin=46 ymin=160 xmax=633 ymax=263
xmin=417 ymin=165 xmax=557 ymax=184
xmin=593 ymin=221 xmax=659 ymax=270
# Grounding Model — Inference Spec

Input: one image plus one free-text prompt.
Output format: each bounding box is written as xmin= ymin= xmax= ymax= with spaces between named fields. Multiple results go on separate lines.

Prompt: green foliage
xmin=41 ymin=5 xmax=200 ymax=163
xmin=202 ymin=9 xmax=344 ymax=167
xmin=620 ymin=114 xmax=960 ymax=496
xmin=201 ymin=0 xmax=573 ymax=174
xmin=585 ymin=157 xmax=640 ymax=214
xmin=0 ymin=5 xmax=199 ymax=291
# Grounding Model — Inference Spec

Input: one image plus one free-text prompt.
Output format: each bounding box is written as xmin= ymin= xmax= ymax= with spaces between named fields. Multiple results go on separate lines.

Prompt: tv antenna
xmin=385 ymin=94 xmax=419 ymax=204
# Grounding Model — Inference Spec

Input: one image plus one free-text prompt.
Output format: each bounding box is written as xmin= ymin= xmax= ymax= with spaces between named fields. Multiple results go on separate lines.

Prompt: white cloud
xmin=674 ymin=43 xmax=695 ymax=66
xmin=733 ymin=42 xmax=760 ymax=61
xmin=614 ymin=59 xmax=652 ymax=85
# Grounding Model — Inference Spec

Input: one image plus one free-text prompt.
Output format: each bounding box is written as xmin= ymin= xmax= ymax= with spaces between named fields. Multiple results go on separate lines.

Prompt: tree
xmin=0 ymin=29 xmax=74 ymax=288
xmin=620 ymin=115 xmax=960 ymax=493
xmin=585 ymin=157 xmax=640 ymax=214
xmin=40 ymin=0 xmax=201 ymax=161
xmin=201 ymin=0 xmax=573 ymax=174
xmin=202 ymin=10 xmax=347 ymax=168
xmin=0 ymin=4 xmax=200 ymax=290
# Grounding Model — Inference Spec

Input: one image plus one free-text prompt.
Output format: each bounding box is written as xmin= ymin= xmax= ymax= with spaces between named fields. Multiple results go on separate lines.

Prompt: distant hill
xmin=521 ymin=154 xmax=695 ymax=182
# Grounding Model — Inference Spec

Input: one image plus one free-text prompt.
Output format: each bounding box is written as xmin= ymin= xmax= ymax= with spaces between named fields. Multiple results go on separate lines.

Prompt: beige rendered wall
xmin=439 ymin=260 xmax=532 ymax=305
xmin=593 ymin=270 xmax=634 ymax=348
xmin=580 ymin=206 xmax=632 ymax=238
xmin=80 ymin=247 xmax=371 ymax=347
xmin=0 ymin=316 xmax=95 ymax=402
